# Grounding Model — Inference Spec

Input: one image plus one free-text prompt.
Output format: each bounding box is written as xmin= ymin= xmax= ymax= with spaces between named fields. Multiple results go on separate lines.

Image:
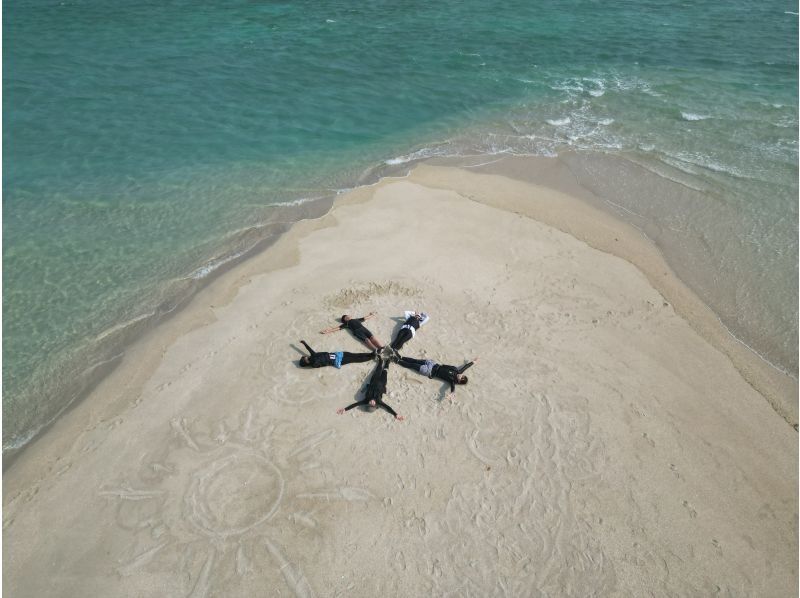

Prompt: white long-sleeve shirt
xmin=402 ymin=311 xmax=430 ymax=335
xmin=404 ymin=311 xmax=430 ymax=325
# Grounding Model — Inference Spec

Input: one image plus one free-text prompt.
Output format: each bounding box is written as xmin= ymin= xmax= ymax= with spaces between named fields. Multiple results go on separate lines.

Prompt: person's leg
xmin=353 ymin=326 xmax=382 ymax=351
xmin=391 ymin=328 xmax=412 ymax=350
xmin=378 ymin=365 xmax=389 ymax=395
xmin=340 ymin=351 xmax=375 ymax=366
xmin=397 ymin=356 xmax=425 ymax=370
xmin=365 ymin=336 xmax=383 ymax=350
xmin=364 ymin=360 xmax=385 ymax=395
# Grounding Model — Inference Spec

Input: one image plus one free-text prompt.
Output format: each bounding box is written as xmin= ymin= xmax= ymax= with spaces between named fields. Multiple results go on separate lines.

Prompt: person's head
xmin=341 ymin=314 xmax=351 ymax=324
xmin=368 ymin=399 xmax=377 ymax=408
xmin=299 ymin=356 xmax=311 ymax=367
xmin=456 ymin=374 xmax=468 ymax=385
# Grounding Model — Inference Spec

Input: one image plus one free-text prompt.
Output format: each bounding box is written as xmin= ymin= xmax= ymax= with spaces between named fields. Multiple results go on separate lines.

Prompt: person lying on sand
xmin=390 ymin=310 xmax=430 ymax=351
xmin=320 ymin=312 xmax=383 ymax=350
xmin=298 ymin=340 xmax=376 ymax=368
xmin=336 ymin=359 xmax=404 ymax=421
xmin=395 ymin=355 xmax=478 ymax=398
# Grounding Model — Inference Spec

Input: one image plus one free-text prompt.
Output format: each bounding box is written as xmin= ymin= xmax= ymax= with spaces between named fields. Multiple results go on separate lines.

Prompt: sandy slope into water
xmin=4 ymin=164 xmax=797 ymax=596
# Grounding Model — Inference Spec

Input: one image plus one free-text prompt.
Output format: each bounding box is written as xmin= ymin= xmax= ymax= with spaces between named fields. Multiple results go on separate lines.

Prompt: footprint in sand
xmin=669 ymin=463 xmax=684 ymax=481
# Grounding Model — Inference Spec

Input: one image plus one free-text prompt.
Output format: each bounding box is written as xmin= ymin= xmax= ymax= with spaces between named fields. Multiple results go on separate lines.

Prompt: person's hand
xmin=396 ymin=415 xmax=405 ymax=421
xmin=447 ymin=392 xmax=456 ymax=401
xmin=472 ymin=357 xmax=480 ymax=363
xmin=336 ymin=408 xmax=345 ymax=415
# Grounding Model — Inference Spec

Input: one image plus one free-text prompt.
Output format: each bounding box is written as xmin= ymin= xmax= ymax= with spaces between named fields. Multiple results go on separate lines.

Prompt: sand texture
xmin=4 ymin=165 xmax=797 ymax=597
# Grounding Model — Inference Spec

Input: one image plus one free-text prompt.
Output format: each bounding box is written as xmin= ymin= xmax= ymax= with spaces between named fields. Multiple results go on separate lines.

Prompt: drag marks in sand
xmin=322 ymin=281 xmax=422 ymax=310
xmin=100 ymin=409 xmax=371 ymax=597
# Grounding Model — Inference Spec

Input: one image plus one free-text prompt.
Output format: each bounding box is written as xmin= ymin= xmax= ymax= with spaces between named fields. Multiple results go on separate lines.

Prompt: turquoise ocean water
xmin=4 ymin=0 xmax=797 ymax=454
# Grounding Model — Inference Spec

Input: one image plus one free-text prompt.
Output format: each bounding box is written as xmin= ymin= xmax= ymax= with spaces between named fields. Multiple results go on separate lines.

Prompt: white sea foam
xmin=3 ymin=427 xmax=39 ymax=452
xmin=270 ymin=195 xmax=328 ymax=207
xmin=582 ymin=77 xmax=606 ymax=97
xmin=681 ymin=112 xmax=709 ymax=121
xmin=546 ymin=117 xmax=571 ymax=126
xmin=551 ymin=76 xmax=608 ymax=98
xmin=94 ymin=312 xmax=153 ymax=342
xmin=663 ymin=151 xmax=750 ymax=180
xmin=384 ymin=145 xmax=451 ymax=165
xmin=385 ymin=155 xmax=417 ymax=165
xmin=716 ymin=316 xmax=794 ymax=377
xmin=4 ymin=350 xmax=125 ymax=454
xmin=549 ymin=81 xmax=584 ymax=93
xmin=188 ymin=249 xmax=249 ymax=280
xmin=461 ymin=157 xmax=505 ymax=168
xmin=597 ymin=118 xmax=614 ymax=126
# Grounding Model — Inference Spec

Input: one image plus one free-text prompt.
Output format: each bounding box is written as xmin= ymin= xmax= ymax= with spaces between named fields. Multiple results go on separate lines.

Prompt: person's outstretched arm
xmin=320 ymin=323 xmax=344 ymax=334
xmin=336 ymin=398 xmax=369 ymax=414
xmin=300 ymin=340 xmax=316 ymax=356
xmin=377 ymin=401 xmax=404 ymax=421
xmin=362 ymin=311 xmax=377 ymax=321
xmin=457 ymin=357 xmax=478 ymax=374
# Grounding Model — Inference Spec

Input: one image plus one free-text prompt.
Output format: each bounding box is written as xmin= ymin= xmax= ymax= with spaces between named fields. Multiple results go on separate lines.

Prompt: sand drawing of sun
xmin=100 ymin=406 xmax=372 ymax=597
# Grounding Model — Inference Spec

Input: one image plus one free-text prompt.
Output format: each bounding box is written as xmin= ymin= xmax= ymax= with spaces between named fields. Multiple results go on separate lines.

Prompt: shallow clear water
xmin=4 ymin=0 xmax=797 ymax=451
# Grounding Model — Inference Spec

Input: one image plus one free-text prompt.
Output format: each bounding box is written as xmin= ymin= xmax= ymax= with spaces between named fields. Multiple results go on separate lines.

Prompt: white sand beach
xmin=4 ymin=163 xmax=797 ymax=596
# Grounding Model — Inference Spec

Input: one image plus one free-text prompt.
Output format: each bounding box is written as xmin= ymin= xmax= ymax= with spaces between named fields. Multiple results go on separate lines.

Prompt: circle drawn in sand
xmin=106 ymin=403 xmax=372 ymax=596
xmin=186 ymin=451 xmax=284 ymax=538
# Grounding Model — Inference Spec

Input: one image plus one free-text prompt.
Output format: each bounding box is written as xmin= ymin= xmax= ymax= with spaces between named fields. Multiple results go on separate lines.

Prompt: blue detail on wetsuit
xmin=333 ymin=351 xmax=344 ymax=368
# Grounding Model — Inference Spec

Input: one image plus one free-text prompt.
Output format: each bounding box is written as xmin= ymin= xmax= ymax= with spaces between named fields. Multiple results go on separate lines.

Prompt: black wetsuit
xmin=391 ymin=315 xmax=423 ymax=350
xmin=397 ymin=356 xmax=474 ymax=392
xmin=300 ymin=341 xmax=373 ymax=368
xmin=341 ymin=361 xmax=398 ymax=417
xmin=339 ymin=318 xmax=374 ymax=343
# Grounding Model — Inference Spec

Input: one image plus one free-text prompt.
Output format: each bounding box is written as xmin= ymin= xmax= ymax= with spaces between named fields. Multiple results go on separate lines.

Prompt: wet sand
xmin=4 ymin=163 xmax=797 ymax=596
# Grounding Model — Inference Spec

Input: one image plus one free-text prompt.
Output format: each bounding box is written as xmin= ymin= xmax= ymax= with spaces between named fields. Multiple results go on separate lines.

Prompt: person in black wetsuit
xmin=390 ymin=310 xmax=430 ymax=351
xmin=336 ymin=359 xmax=404 ymax=421
xmin=396 ymin=355 xmax=478 ymax=397
xmin=298 ymin=340 xmax=375 ymax=368
xmin=320 ymin=312 xmax=383 ymax=350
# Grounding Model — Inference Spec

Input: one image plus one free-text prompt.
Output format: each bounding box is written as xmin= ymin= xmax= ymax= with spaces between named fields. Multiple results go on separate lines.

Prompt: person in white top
xmin=390 ymin=310 xmax=430 ymax=351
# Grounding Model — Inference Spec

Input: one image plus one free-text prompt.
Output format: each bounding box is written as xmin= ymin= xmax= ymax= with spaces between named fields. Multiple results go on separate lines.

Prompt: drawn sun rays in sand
xmin=100 ymin=407 xmax=372 ymax=597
